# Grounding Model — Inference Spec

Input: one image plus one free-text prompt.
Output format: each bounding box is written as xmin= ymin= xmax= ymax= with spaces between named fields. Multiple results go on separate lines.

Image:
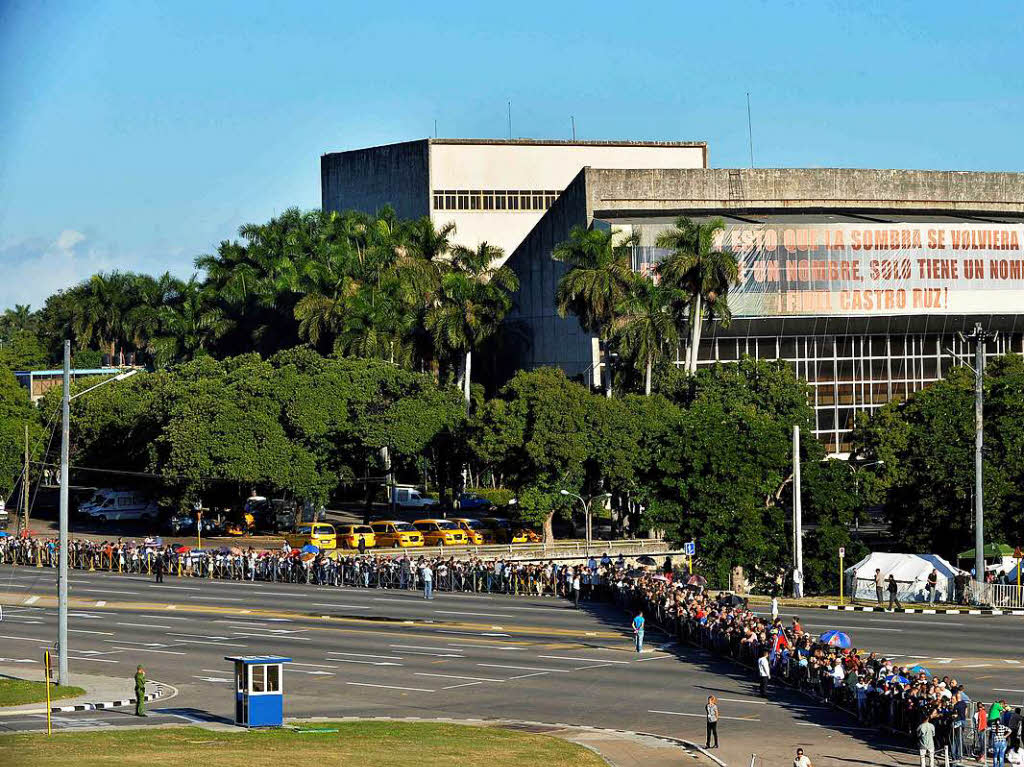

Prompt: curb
xmin=0 ymin=680 xmax=177 ymax=716
xmin=821 ymin=605 xmax=1024 ymax=615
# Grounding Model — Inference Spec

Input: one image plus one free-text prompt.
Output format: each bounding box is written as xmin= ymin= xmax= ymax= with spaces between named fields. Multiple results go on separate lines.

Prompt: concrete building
xmin=320 ymin=139 xmax=706 ymax=259
xmin=504 ymin=167 xmax=1024 ymax=454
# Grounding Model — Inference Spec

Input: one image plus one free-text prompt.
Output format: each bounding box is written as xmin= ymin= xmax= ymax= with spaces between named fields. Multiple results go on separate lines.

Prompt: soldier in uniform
xmin=134 ymin=664 xmax=147 ymax=716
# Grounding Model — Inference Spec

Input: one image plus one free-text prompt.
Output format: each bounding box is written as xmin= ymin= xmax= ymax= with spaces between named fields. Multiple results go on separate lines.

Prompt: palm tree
xmin=553 ymin=226 xmax=638 ymax=396
xmin=613 ymin=277 xmax=679 ymax=395
xmin=75 ymin=271 xmax=135 ymax=362
xmin=656 ymin=217 xmax=739 ymax=375
xmin=150 ymin=278 xmax=228 ymax=365
xmin=425 ymin=241 xmax=516 ymax=405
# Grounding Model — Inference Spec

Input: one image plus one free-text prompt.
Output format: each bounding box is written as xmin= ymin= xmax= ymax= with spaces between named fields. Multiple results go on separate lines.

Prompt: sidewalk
xmin=0 ymin=665 xmax=174 ymax=715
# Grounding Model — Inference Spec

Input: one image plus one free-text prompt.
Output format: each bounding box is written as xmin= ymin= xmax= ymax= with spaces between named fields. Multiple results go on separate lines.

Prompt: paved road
xmin=1 ymin=567 xmax=1022 ymax=765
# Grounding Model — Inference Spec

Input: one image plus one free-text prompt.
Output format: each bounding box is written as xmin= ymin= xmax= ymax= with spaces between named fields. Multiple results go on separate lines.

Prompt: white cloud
xmin=55 ymin=229 xmax=86 ymax=251
xmin=0 ymin=230 xmax=116 ymax=310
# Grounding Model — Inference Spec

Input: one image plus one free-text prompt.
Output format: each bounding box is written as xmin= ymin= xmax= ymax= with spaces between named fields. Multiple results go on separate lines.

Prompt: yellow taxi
xmin=413 ymin=519 xmax=468 ymax=547
xmin=370 ymin=520 xmax=424 ymax=548
xmin=450 ymin=517 xmax=489 ymax=545
xmin=482 ymin=517 xmax=528 ymax=544
xmin=336 ymin=524 xmax=377 ymax=549
xmin=284 ymin=522 xmax=337 ymax=550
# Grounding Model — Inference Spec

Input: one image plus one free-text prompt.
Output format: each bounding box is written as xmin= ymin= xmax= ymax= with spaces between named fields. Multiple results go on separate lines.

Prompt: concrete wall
xmin=584 ymin=167 xmax=1024 ymax=216
xmin=430 ymin=140 xmax=706 ymax=259
xmin=321 ymin=139 xmax=430 ymax=220
xmin=502 ymin=169 xmax=595 ymax=380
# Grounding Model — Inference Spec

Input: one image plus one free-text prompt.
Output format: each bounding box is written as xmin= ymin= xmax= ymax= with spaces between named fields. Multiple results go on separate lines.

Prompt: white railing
xmin=990 ymin=582 xmax=1024 ymax=609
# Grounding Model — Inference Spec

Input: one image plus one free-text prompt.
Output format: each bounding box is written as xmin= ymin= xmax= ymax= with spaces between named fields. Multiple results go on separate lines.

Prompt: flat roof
xmin=322 ymin=137 xmax=707 ymax=156
xmin=601 ymin=212 xmax=1024 ymax=225
xmin=14 ymin=368 xmax=122 ymax=376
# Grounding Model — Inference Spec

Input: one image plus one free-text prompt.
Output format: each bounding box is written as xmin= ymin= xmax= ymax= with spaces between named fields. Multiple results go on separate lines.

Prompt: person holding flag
xmin=632 ymin=609 xmax=645 ymax=653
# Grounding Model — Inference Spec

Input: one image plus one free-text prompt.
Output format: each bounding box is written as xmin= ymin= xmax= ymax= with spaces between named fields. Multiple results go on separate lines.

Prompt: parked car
xmin=80 ymin=489 xmax=158 ymax=524
xmin=481 ymin=517 xmax=528 ymax=544
xmin=390 ymin=486 xmax=439 ymax=511
xmin=454 ymin=493 xmax=494 ymax=512
xmin=369 ymin=520 xmax=424 ymax=548
xmin=450 ymin=517 xmax=489 ymax=545
xmin=412 ymin=519 xmax=468 ymax=547
xmin=285 ymin=522 xmax=337 ymax=551
xmin=336 ymin=524 xmax=376 ymax=549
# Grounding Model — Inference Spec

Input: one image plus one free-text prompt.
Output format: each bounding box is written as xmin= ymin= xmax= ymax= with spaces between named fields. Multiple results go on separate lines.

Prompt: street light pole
xmin=967 ymin=323 xmax=989 ymax=586
xmin=58 ymin=340 xmax=70 ymax=686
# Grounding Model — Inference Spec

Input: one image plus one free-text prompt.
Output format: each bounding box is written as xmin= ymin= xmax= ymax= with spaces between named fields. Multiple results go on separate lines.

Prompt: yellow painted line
xmin=0 ymin=591 xmax=623 ymax=641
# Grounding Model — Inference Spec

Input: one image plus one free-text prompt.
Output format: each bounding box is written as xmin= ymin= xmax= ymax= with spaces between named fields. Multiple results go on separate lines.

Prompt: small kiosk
xmin=225 ymin=655 xmax=292 ymax=727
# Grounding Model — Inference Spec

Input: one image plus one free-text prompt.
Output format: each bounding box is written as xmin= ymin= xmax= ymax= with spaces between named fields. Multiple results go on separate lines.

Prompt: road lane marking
xmin=327 ymin=658 xmax=402 ymax=667
xmin=193 ymin=596 xmax=244 ymax=602
xmin=477 ymin=663 xmax=570 ymax=673
xmin=72 ymin=589 xmax=137 ymax=595
xmin=649 ymin=709 xmax=759 ymax=722
xmin=537 ymin=655 xmax=629 ymax=664
xmin=434 ymin=610 xmax=513 ymax=618
xmin=506 ymin=672 xmax=549 ymax=680
xmin=994 ymin=689 xmax=1024 ymax=693
xmin=23 ymin=596 xmax=39 ymax=605
xmin=67 ymin=656 xmax=120 ymax=663
xmin=346 ymin=682 xmax=434 ymax=693
xmin=110 ymin=646 xmax=186 ymax=655
xmin=635 ymin=654 xmax=675 ymax=662
xmin=0 ymin=633 xmax=47 ymax=642
xmin=327 ymin=651 xmax=403 ymax=661
xmin=414 ymin=672 xmax=505 ymax=682
xmin=94 ymin=601 xmax=106 ymax=607
xmin=149 ymin=585 xmax=202 ymax=591
xmin=796 ymin=722 xmax=876 ymax=731
xmin=231 ymin=632 xmax=312 ymax=641
xmin=390 ymin=644 xmax=464 ymax=653
xmin=165 ymin=632 xmax=232 ymax=640
xmin=312 ymin=603 xmax=372 ymax=610
xmin=69 ymin=629 xmax=114 ymax=635
xmin=713 ymin=697 xmax=769 ymax=706
xmin=442 ymin=682 xmax=483 ymax=689
xmin=172 ymin=639 xmax=249 ymax=647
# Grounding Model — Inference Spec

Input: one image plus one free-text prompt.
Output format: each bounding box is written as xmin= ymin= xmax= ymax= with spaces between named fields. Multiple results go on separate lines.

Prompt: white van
xmin=391 ymin=486 xmax=438 ymax=510
xmin=80 ymin=490 xmax=158 ymax=523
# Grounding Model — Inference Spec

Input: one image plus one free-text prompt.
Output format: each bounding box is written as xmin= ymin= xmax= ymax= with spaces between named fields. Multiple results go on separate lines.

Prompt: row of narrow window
xmin=432 ymin=189 xmax=559 ymax=211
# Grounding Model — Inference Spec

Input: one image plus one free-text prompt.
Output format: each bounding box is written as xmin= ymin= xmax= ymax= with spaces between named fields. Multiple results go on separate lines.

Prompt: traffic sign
xmin=839 ymin=547 xmax=845 ymax=558
xmin=1015 ymin=546 xmax=1022 ymax=559
xmin=683 ymin=541 xmax=696 ymax=556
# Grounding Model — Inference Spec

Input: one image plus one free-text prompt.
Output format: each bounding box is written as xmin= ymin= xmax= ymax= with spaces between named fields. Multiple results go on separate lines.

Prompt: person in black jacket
xmin=154 ymin=551 xmax=164 ymax=583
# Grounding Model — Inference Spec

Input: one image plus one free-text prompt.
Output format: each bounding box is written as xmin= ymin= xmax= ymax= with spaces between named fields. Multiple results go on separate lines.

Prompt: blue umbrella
xmin=819 ymin=630 xmax=852 ymax=649
xmin=887 ymin=674 xmax=911 ymax=685
xmin=910 ymin=664 xmax=932 ymax=678
xmin=301 ymin=544 xmax=320 ymax=554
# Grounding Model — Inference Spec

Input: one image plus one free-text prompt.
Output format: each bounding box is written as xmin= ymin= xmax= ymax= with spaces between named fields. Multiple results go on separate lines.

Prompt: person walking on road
xmin=874 ymin=568 xmax=884 ymax=606
xmin=887 ymin=574 xmax=902 ymax=610
xmin=154 ymin=551 xmax=164 ymax=583
xmin=572 ymin=570 xmax=581 ymax=609
xmin=632 ymin=610 xmax=645 ymax=653
xmin=134 ymin=664 xmax=147 ymax=717
xmin=422 ymin=563 xmax=433 ymax=600
xmin=757 ymin=650 xmax=771 ymax=697
xmin=705 ymin=695 xmax=719 ymax=749
xmin=793 ymin=747 xmax=812 ymax=766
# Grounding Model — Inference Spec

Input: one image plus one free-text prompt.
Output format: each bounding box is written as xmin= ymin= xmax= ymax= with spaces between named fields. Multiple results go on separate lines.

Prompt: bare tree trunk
xmin=688 ymin=294 xmax=703 ymax=375
xmin=543 ymin=510 xmax=556 ymax=542
xmin=645 ymin=357 xmax=652 ymax=396
xmin=463 ymin=349 xmax=472 ymax=407
xmin=604 ymin=348 xmax=613 ymax=398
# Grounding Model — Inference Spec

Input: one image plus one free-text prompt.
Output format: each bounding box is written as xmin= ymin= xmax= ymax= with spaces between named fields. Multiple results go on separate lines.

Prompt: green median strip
xmin=0 ymin=680 xmax=86 ymax=708
xmin=0 ymin=721 xmax=606 ymax=767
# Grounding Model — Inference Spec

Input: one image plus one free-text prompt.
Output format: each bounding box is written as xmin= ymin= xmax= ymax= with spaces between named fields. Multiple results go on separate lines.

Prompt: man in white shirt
xmin=757 ymin=650 xmax=771 ymax=697
xmin=793 ymin=748 xmax=812 ymax=767
xmin=422 ymin=564 xmax=434 ymax=600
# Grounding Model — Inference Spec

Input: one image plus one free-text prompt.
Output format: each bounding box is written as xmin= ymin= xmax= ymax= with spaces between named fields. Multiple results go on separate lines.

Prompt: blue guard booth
xmin=225 ymin=655 xmax=292 ymax=727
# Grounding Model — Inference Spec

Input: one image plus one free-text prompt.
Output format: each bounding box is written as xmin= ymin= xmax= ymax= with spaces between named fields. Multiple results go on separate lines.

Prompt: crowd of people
xmin=3 ymin=532 xmax=1022 ymax=764
xmin=618 ymin=564 xmax=1024 ymax=765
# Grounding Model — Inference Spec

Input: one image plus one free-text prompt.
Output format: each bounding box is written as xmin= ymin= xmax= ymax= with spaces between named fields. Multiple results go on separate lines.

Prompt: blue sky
xmin=1 ymin=0 xmax=1022 ymax=309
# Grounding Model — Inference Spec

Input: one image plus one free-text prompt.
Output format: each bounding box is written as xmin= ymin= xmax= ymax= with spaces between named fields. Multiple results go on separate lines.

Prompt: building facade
xmin=320 ymin=139 xmax=706 ymax=260
xmin=503 ymin=167 xmax=1024 ymax=455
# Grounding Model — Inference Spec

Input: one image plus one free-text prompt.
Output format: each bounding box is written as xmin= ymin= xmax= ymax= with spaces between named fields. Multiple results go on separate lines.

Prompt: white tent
xmin=844 ymin=552 xmax=966 ymax=603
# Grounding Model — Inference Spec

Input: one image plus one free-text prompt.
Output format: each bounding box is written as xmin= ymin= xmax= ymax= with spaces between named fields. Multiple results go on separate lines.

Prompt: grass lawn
xmin=0 ymin=721 xmax=607 ymax=767
xmin=0 ymin=679 xmax=85 ymax=708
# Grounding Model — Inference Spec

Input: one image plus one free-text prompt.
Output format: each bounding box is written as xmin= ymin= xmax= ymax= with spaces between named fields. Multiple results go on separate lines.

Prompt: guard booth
xmin=225 ymin=655 xmax=292 ymax=727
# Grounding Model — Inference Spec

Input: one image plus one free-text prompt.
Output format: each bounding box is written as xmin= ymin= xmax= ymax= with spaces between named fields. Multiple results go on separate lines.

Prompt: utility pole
xmin=792 ymin=425 xmax=803 ymax=597
xmin=22 ymin=423 xmax=30 ymax=533
xmin=58 ymin=340 xmax=70 ymax=686
xmin=966 ymin=323 xmax=990 ymax=585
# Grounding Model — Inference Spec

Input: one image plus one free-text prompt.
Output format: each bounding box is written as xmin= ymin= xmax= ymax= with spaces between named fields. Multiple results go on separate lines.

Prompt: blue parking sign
xmin=683 ymin=541 xmax=696 ymax=556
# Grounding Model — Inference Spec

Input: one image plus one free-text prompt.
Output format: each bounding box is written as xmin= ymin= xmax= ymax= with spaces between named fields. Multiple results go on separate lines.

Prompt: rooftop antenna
xmin=746 ymin=92 xmax=755 ymax=168
xmin=434 ymin=119 xmax=437 ymax=139
xmin=507 ymin=100 xmax=512 ymax=140
xmin=571 ymin=115 xmax=576 ymax=141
